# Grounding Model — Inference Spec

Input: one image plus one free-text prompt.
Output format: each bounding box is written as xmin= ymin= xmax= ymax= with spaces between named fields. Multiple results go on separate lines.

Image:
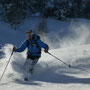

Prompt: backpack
xmin=26 ymin=34 xmax=41 ymax=54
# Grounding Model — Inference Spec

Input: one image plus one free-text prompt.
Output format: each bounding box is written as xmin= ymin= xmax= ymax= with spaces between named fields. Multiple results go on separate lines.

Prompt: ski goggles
xmin=26 ymin=30 xmax=33 ymax=37
xmin=26 ymin=33 xmax=33 ymax=37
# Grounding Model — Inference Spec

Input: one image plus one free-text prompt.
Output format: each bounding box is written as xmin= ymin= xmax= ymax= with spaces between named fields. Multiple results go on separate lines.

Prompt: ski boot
xmin=24 ymin=77 xmax=28 ymax=81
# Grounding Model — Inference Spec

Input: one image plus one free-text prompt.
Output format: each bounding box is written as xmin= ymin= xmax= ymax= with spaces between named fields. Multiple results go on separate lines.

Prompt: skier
xmin=13 ymin=30 xmax=49 ymax=81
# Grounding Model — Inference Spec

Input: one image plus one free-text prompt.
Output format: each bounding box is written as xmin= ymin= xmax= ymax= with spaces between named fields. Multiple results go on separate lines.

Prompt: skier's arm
xmin=37 ymin=39 xmax=49 ymax=50
xmin=15 ymin=40 xmax=27 ymax=52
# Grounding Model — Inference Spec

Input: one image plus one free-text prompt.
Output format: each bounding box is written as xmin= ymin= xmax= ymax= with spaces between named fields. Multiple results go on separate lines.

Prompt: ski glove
xmin=44 ymin=49 xmax=48 ymax=53
xmin=13 ymin=46 xmax=16 ymax=51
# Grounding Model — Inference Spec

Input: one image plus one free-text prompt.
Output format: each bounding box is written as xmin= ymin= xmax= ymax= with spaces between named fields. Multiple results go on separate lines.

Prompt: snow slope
xmin=0 ymin=17 xmax=90 ymax=90
xmin=0 ymin=44 xmax=90 ymax=90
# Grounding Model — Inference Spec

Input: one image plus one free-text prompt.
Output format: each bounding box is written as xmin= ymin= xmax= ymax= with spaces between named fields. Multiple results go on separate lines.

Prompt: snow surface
xmin=0 ymin=17 xmax=90 ymax=90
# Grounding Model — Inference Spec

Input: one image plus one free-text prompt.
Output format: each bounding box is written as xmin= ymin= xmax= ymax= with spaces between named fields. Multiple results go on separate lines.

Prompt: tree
xmin=70 ymin=0 xmax=84 ymax=18
xmin=1 ymin=0 xmax=29 ymax=29
xmin=0 ymin=0 xmax=90 ymax=29
xmin=83 ymin=0 xmax=90 ymax=18
xmin=53 ymin=0 xmax=71 ymax=20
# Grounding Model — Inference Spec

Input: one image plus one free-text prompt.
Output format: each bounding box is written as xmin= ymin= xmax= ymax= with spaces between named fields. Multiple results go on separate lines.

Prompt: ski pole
xmin=0 ymin=50 xmax=13 ymax=82
xmin=48 ymin=52 xmax=71 ymax=68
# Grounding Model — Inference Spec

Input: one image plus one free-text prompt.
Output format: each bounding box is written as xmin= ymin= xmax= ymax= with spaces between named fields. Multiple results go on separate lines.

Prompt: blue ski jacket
xmin=15 ymin=34 xmax=49 ymax=57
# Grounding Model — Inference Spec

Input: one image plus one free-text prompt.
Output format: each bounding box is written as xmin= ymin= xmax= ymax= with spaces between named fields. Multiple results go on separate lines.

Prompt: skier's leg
xmin=23 ymin=59 xmax=32 ymax=80
xmin=29 ymin=58 xmax=39 ymax=74
xmin=23 ymin=58 xmax=39 ymax=81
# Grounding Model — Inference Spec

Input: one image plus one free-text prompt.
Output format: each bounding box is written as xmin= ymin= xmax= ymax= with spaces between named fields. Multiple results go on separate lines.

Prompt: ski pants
xmin=24 ymin=58 xmax=39 ymax=71
xmin=23 ymin=58 xmax=39 ymax=79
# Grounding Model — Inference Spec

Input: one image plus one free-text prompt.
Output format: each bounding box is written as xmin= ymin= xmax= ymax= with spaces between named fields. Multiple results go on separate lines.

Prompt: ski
xmin=14 ymin=78 xmax=32 ymax=84
xmin=0 ymin=78 xmax=30 ymax=85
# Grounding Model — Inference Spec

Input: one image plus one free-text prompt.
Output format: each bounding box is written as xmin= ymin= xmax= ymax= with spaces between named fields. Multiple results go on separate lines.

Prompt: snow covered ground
xmin=0 ymin=17 xmax=90 ymax=90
